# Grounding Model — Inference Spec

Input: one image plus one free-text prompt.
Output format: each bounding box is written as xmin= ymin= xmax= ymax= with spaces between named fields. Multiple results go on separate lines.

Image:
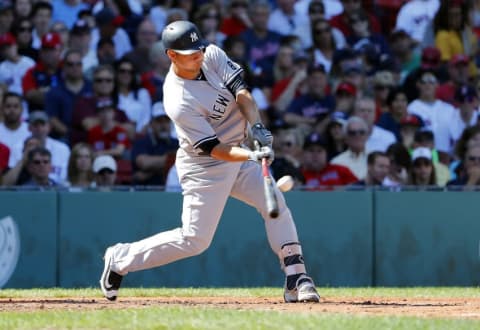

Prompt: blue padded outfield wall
xmin=1 ymin=190 xmax=479 ymax=288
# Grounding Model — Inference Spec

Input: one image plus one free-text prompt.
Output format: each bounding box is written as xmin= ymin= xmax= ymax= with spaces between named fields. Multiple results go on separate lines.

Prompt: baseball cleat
xmin=284 ymin=275 xmax=320 ymax=303
xmin=100 ymin=246 xmax=123 ymax=301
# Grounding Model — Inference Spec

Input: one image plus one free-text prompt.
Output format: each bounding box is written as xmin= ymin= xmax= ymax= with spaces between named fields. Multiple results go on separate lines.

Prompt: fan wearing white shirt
xmin=0 ymin=92 xmax=30 ymax=151
xmin=352 ymin=96 xmax=397 ymax=153
xmin=0 ymin=33 xmax=35 ymax=95
xmin=8 ymin=111 xmax=70 ymax=184
xmin=407 ymin=69 xmax=456 ymax=163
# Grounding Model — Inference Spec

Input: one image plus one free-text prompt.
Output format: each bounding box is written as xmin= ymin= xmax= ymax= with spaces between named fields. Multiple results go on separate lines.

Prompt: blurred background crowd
xmin=1 ymin=0 xmax=480 ymax=191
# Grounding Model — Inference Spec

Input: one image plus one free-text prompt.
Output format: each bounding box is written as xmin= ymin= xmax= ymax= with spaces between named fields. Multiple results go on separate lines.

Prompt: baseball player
xmin=100 ymin=20 xmax=320 ymax=303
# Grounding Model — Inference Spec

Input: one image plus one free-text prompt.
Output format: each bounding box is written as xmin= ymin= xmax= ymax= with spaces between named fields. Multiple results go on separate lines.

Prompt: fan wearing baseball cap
xmin=435 ymin=54 xmax=470 ymax=106
xmin=301 ymin=132 xmax=358 ymax=190
xmin=22 ymin=32 xmax=63 ymax=111
xmin=0 ymin=32 xmax=35 ymax=95
xmin=409 ymin=147 xmax=436 ymax=186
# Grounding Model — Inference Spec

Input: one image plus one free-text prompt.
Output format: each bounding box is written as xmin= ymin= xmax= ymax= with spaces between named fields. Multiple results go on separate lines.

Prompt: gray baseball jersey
xmin=163 ymin=44 xmax=247 ymax=156
xmin=108 ymin=44 xmax=300 ymax=276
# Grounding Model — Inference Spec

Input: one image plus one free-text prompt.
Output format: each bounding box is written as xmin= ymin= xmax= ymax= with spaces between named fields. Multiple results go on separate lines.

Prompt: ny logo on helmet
xmin=190 ymin=32 xmax=199 ymax=42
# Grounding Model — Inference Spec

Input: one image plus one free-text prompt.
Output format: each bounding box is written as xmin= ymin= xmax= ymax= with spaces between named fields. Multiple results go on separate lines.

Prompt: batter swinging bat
xmin=254 ymin=140 xmax=279 ymax=218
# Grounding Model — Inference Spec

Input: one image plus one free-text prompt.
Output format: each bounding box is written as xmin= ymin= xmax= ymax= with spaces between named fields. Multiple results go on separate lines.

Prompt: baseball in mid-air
xmin=276 ymin=175 xmax=294 ymax=192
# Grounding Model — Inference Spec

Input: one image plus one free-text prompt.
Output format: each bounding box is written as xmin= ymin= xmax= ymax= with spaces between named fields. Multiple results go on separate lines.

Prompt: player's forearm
xmin=210 ymin=143 xmax=250 ymax=162
xmin=236 ymin=89 xmax=262 ymax=125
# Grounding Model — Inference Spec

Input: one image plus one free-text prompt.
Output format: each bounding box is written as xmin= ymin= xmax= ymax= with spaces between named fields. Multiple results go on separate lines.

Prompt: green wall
xmin=1 ymin=190 xmax=479 ymax=288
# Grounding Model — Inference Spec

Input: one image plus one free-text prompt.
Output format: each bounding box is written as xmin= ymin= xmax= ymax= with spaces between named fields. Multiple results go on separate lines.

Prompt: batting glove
xmin=251 ymin=123 xmax=273 ymax=148
xmin=248 ymin=146 xmax=275 ymax=165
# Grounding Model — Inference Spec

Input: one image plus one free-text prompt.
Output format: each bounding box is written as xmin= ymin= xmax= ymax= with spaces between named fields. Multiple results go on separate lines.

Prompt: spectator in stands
xmin=240 ymin=0 xmax=281 ymax=85
xmin=388 ymin=29 xmax=420 ymax=84
xmin=353 ymin=96 xmax=396 ymax=153
xmin=399 ymin=115 xmax=424 ymax=150
xmin=140 ymin=41 xmax=169 ymax=103
xmin=220 ymin=0 xmax=251 ymax=37
xmin=87 ymin=97 xmax=131 ymax=159
xmin=22 ymin=32 xmax=63 ymax=112
xmin=267 ymin=0 xmax=307 ymax=37
xmin=394 ymin=0 xmax=440 ymax=44
xmin=409 ymin=147 xmax=437 ymax=186
xmin=50 ymin=21 xmax=69 ymax=53
xmin=194 ymin=3 xmax=226 ymax=47
xmin=353 ymin=151 xmax=390 ymax=186
xmin=301 ymin=132 xmax=358 ymax=190
xmin=0 ymin=32 xmax=35 ymax=95
xmin=293 ymin=0 xmax=346 ymax=50
xmin=451 ymin=126 xmax=480 ymax=179
xmin=449 ymin=85 xmax=479 ymax=146
xmin=51 ymin=0 xmax=88 ymax=29
xmin=270 ymin=127 xmax=304 ymax=185
xmin=0 ymin=0 xmax=14 ymax=36
xmin=434 ymin=0 xmax=477 ymax=70
xmin=8 ymin=111 xmax=71 ymax=183
xmin=447 ymin=142 xmax=480 ymax=187
xmin=407 ymin=69 xmax=456 ymax=163
xmin=1 ymin=135 xmax=40 ymax=186
xmin=346 ymin=9 xmax=390 ymax=59
xmin=329 ymin=0 xmax=381 ymax=38
xmin=66 ymin=142 xmax=94 ymax=188
xmin=131 ymin=102 xmax=178 ymax=186
xmin=148 ymin=0 xmax=168 ymax=35
xmin=113 ymin=57 xmax=151 ymax=133
xmin=69 ymin=19 xmax=97 ymax=76
xmin=412 ymin=129 xmax=451 ymax=186
xmin=0 ymin=92 xmax=29 ymax=151
xmin=333 ymin=81 xmax=357 ymax=117
xmin=13 ymin=0 xmax=32 ymax=20
xmin=307 ymin=18 xmax=337 ymax=74
xmin=284 ymin=63 xmax=335 ymax=135
xmin=324 ymin=112 xmax=347 ymax=161
xmin=0 ymin=141 xmax=9 ymax=175
xmin=92 ymin=153 xmax=117 ymax=187
xmin=90 ymin=7 xmax=132 ymax=60
xmin=384 ymin=142 xmax=411 ymax=187
xmin=11 ymin=18 xmax=37 ymax=61
xmin=331 ymin=116 xmax=369 ymax=180
xmin=372 ymin=70 xmax=396 ymax=120
xmin=123 ymin=18 xmax=158 ymax=74
xmin=269 ymin=44 xmax=308 ymax=114
xmin=31 ymin=1 xmax=53 ymax=49
xmin=46 ymin=49 xmax=92 ymax=143
xmin=436 ymin=54 xmax=471 ymax=105
xmin=71 ymin=64 xmax=132 ymax=145
xmin=377 ymin=87 xmax=424 ymax=141
xmin=402 ymin=46 xmax=445 ymax=102
xmin=22 ymin=146 xmax=59 ymax=187
xmin=94 ymin=37 xmax=116 ymax=69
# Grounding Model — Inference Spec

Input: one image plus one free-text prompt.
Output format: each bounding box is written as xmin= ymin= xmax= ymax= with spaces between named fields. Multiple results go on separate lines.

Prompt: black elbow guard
xmin=197 ymin=137 xmax=221 ymax=155
xmin=226 ymin=74 xmax=248 ymax=97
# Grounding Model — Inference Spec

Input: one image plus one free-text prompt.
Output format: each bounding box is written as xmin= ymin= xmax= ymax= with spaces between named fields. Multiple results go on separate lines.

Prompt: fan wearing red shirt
xmin=88 ymin=98 xmax=131 ymax=159
xmin=301 ymin=132 xmax=358 ymax=190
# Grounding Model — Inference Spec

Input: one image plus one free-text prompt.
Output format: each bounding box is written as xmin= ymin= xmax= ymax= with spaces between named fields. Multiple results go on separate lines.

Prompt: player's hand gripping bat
xmin=254 ymin=140 xmax=279 ymax=218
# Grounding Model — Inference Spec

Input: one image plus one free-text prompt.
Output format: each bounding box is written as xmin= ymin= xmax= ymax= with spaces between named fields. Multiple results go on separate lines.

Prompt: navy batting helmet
xmin=161 ymin=20 xmax=207 ymax=55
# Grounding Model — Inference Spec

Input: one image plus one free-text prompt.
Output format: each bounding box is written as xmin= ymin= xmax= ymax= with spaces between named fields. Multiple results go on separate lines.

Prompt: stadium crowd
xmin=1 ymin=0 xmax=480 ymax=190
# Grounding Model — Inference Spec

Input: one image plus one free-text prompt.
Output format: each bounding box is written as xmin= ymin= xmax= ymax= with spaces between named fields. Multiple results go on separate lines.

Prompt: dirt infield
xmin=1 ymin=296 xmax=479 ymax=319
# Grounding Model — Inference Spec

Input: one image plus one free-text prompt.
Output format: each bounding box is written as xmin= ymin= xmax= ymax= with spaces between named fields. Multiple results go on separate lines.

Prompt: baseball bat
xmin=254 ymin=140 xmax=279 ymax=218
xmin=261 ymin=158 xmax=279 ymax=218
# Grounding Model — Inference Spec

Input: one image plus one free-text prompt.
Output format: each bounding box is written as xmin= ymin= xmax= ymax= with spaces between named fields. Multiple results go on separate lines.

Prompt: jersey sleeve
xmin=206 ymin=44 xmax=244 ymax=89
